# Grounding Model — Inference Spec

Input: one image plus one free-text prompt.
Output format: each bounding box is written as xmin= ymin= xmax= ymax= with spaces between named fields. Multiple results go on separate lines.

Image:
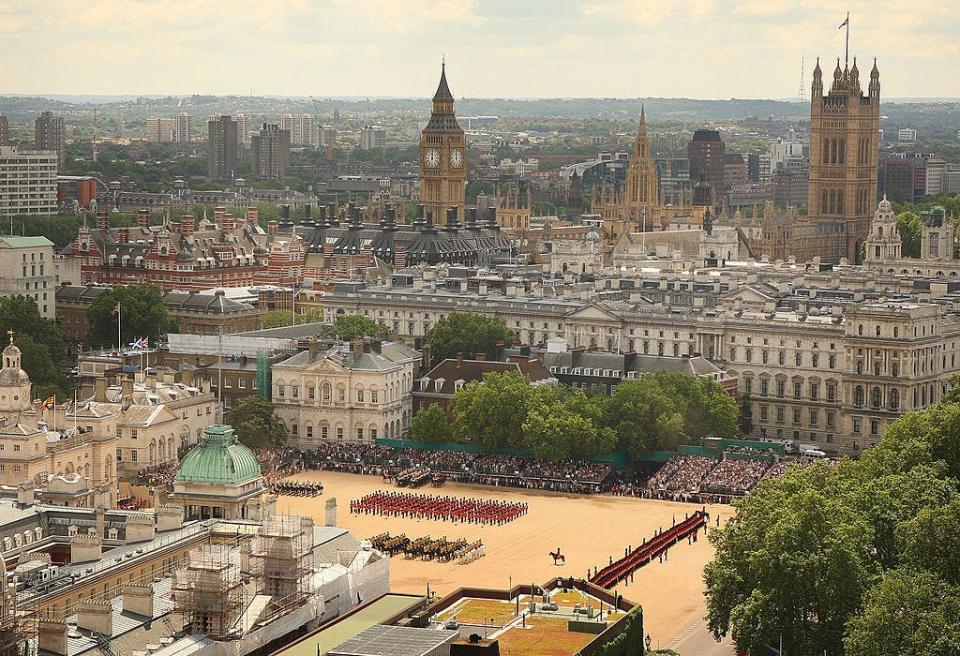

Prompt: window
xmin=336 ymin=427 xmax=344 ymax=440
xmin=371 ymin=428 xmax=378 ymax=439
xmin=829 ymin=354 xmax=836 ymax=369
xmin=793 ymin=408 xmax=801 ymax=424
xmin=760 ymin=405 xmax=768 ymax=420
xmin=776 ymin=381 xmax=785 ymax=398
xmin=371 ymin=390 xmax=379 ymax=403
xmin=744 ymin=378 xmax=752 ymax=394
xmin=810 ymin=383 xmax=819 ymax=401
xmin=853 ymin=418 xmax=862 ymax=433
xmin=890 ymin=389 xmax=900 ymax=410
xmin=729 ymin=348 xmax=736 ymax=361
xmin=322 ymin=384 xmax=331 ymax=402
xmin=776 ymin=407 xmax=785 ymax=422
xmin=794 ymin=382 xmax=802 ymax=400
xmin=827 ymin=384 xmax=836 ymax=402
xmin=854 ymin=386 xmax=864 ymax=407
xmin=778 ymin=351 xmax=785 ymax=366
xmin=321 ymin=426 xmax=328 ymax=440
xmin=810 ymin=409 xmax=818 ymax=425
xmin=131 ymin=450 xmax=138 ymax=462
xmin=871 ymin=419 xmax=879 ymax=435
xmin=762 ymin=350 xmax=769 ymax=364
xmin=357 ymin=389 xmax=364 ymax=402
xmin=356 ymin=428 xmax=364 ymax=441
xmin=131 ymin=429 xmax=138 ymax=440
xmin=306 ymin=425 xmax=313 ymax=438
xmin=872 ymin=387 xmax=882 ymax=408
xmin=308 ymin=386 xmax=315 ymax=400
xmin=292 ymin=385 xmax=299 ymax=398
xmin=760 ymin=379 xmax=769 ymax=396
xmin=795 ymin=353 xmax=802 ymax=367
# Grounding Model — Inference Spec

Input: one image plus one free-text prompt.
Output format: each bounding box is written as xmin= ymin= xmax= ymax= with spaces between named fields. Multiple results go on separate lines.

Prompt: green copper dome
xmin=175 ymin=424 xmax=262 ymax=485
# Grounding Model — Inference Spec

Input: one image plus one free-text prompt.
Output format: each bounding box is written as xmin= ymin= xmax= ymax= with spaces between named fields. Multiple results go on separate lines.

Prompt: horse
xmin=549 ymin=547 xmax=565 ymax=565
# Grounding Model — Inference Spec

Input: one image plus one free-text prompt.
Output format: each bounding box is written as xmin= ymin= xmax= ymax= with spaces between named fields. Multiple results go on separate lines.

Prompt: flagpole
xmin=117 ymin=303 xmax=121 ymax=355
xmin=844 ymin=12 xmax=850 ymax=69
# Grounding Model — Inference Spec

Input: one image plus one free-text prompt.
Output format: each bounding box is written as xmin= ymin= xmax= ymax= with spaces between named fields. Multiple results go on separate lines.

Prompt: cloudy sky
xmin=1 ymin=0 xmax=957 ymax=99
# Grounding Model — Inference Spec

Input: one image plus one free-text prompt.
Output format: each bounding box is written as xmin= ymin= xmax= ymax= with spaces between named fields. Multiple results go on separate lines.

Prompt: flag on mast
xmin=112 ymin=302 xmax=121 ymax=316
xmin=838 ymin=16 xmax=848 ymax=28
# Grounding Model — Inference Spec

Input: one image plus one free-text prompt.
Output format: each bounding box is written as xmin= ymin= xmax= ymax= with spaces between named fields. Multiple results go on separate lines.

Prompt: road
xmin=661 ymin=618 xmax=737 ymax=656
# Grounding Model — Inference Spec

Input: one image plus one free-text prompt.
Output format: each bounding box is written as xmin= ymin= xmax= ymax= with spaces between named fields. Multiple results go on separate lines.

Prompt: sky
xmin=1 ymin=0 xmax=958 ymax=99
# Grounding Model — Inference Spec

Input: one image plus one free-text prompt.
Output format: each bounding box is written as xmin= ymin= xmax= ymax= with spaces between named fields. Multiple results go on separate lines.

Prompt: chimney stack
xmin=137 ymin=209 xmax=150 ymax=228
xmin=246 ymin=206 xmax=259 ymax=226
xmin=181 ymin=214 xmax=195 ymax=236
xmin=118 ymin=228 xmax=129 ymax=244
xmin=268 ymin=220 xmax=279 ymax=236
xmin=94 ymin=378 xmax=108 ymax=402
xmin=96 ymin=211 xmax=109 ymax=231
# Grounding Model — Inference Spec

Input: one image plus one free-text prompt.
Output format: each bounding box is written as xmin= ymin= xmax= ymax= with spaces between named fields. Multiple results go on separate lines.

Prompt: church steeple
xmin=634 ymin=104 xmax=649 ymax=160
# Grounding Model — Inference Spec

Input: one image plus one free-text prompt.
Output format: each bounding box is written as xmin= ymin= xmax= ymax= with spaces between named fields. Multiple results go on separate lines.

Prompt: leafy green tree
xmin=898 ymin=498 xmax=960 ymax=585
xmin=605 ymin=380 xmax=685 ymax=457
xmin=704 ymin=467 xmax=877 ymax=655
xmin=0 ymin=296 xmax=70 ymax=393
xmin=225 ymin=396 xmax=288 ymax=448
xmin=943 ymin=373 xmax=960 ymax=404
xmin=409 ymin=404 xmax=454 ymax=444
xmin=896 ymin=211 xmax=922 ymax=258
xmin=844 ymin=570 xmax=960 ymax=656
xmin=262 ymin=308 xmax=325 ymax=329
xmin=424 ymin=313 xmax=514 ymax=364
xmin=652 ymin=372 xmax=738 ymax=439
xmin=449 ymin=370 xmax=532 ymax=451
xmin=333 ymin=314 xmax=390 ymax=340
xmin=13 ymin=215 xmax=82 ymax=249
xmin=523 ymin=398 xmax=614 ymax=460
xmin=86 ymin=285 xmax=179 ymax=349
xmin=862 ymin=403 xmax=960 ymax=480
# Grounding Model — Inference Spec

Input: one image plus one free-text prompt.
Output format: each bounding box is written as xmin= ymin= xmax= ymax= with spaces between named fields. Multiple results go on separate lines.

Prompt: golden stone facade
xmin=592 ymin=108 xmax=705 ymax=242
xmin=419 ymin=64 xmax=466 ymax=226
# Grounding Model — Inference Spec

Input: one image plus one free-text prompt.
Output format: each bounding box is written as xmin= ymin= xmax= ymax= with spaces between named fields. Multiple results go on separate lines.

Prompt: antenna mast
xmin=797 ymin=55 xmax=805 ymax=103
xmin=92 ymin=107 xmax=99 ymax=162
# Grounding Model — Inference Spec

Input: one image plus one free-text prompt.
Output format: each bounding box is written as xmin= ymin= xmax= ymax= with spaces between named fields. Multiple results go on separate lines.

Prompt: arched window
xmin=871 ymin=387 xmax=881 ymax=408
xmin=854 ymin=386 xmax=864 ymax=407
xmin=321 ymin=383 xmax=332 ymax=403
xmin=890 ymin=389 xmax=900 ymax=410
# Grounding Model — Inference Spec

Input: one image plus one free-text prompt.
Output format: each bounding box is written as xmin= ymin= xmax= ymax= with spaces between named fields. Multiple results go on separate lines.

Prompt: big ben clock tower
xmin=420 ymin=63 xmax=466 ymax=226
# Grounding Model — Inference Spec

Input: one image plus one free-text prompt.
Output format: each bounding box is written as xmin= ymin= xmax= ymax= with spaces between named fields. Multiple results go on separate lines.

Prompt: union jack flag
xmin=129 ymin=337 xmax=149 ymax=350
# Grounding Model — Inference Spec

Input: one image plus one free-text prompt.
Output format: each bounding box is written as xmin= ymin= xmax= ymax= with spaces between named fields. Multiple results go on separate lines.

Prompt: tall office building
xmin=0 ymin=116 xmax=8 ymax=146
xmin=318 ymin=126 xmax=337 ymax=148
xmin=251 ymin=123 xmax=290 ymax=179
xmin=145 ymin=117 xmax=176 ymax=143
xmin=808 ymin=56 xmax=880 ymax=261
xmin=419 ymin=64 xmax=466 ymax=225
xmin=207 ymin=115 xmax=239 ymax=180
xmin=175 ymin=113 xmax=192 ymax=144
xmin=34 ymin=111 xmax=65 ymax=168
xmin=0 ymin=235 xmax=56 ymax=318
xmin=360 ymin=126 xmax=386 ymax=150
xmin=687 ymin=129 xmax=725 ymax=207
xmin=0 ymin=146 xmax=58 ymax=216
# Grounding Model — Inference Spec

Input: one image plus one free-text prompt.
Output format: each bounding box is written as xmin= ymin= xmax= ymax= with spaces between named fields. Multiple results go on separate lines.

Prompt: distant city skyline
xmin=1 ymin=1 xmax=958 ymax=99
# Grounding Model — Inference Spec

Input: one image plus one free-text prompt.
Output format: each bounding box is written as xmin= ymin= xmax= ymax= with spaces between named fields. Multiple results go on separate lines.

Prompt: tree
xmin=86 ymin=285 xmax=179 ymax=349
xmin=0 ymin=296 xmax=70 ymax=394
xmin=449 ymin=370 xmax=532 ymax=451
xmin=899 ymin=498 xmax=960 ymax=585
xmin=943 ymin=373 xmax=960 ymax=405
xmin=263 ymin=308 xmax=325 ymax=329
xmin=224 ymin=396 xmax=288 ymax=448
xmin=333 ymin=314 xmax=390 ymax=340
xmin=409 ymin=404 xmax=454 ymax=444
xmin=424 ymin=313 xmax=513 ymax=364
xmin=844 ymin=570 xmax=960 ymax=656
xmin=651 ymin=372 xmax=738 ymax=439
xmin=704 ymin=468 xmax=876 ymax=655
xmin=605 ymin=380 xmax=685 ymax=457
xmin=896 ymin=211 xmax=922 ymax=258
xmin=522 ymin=387 xmax=615 ymax=460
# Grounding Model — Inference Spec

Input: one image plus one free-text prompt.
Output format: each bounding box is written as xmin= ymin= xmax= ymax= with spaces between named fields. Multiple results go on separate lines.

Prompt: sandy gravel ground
xmin=277 ymin=470 xmax=735 ymax=645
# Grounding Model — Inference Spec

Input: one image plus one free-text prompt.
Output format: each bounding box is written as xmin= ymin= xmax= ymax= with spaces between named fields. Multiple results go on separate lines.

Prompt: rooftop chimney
xmin=96 ymin=211 xmax=109 ymax=231
xmin=181 ymin=214 xmax=195 ymax=236
xmin=137 ymin=209 xmax=150 ymax=228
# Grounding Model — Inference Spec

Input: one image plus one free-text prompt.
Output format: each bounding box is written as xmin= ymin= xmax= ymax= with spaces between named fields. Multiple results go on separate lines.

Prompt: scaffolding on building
xmin=4 ymin=585 xmax=38 ymax=656
xmin=247 ymin=515 xmax=314 ymax=615
xmin=171 ymin=544 xmax=243 ymax=640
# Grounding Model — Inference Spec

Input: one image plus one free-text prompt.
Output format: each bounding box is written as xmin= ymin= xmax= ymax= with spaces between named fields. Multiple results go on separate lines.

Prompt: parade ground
xmin=277 ymin=470 xmax=735 ymax=646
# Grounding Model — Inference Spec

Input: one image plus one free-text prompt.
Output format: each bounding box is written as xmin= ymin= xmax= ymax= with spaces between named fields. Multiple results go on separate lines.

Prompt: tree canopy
xmin=896 ymin=211 xmax=922 ymax=258
xmin=333 ymin=314 xmax=391 ymax=340
xmin=86 ymin=285 xmax=179 ymax=349
xmin=704 ymin=398 xmax=960 ymax=656
xmin=0 ymin=296 xmax=71 ymax=397
xmin=224 ymin=396 xmax=288 ymax=448
xmin=262 ymin=308 xmax=325 ymax=329
xmin=409 ymin=403 xmax=454 ymax=444
xmin=424 ymin=312 xmax=514 ymax=364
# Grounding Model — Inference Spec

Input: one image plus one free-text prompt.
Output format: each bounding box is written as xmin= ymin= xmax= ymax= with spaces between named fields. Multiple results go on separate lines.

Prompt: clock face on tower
xmin=424 ymin=148 xmax=440 ymax=168
xmin=451 ymin=149 xmax=463 ymax=168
